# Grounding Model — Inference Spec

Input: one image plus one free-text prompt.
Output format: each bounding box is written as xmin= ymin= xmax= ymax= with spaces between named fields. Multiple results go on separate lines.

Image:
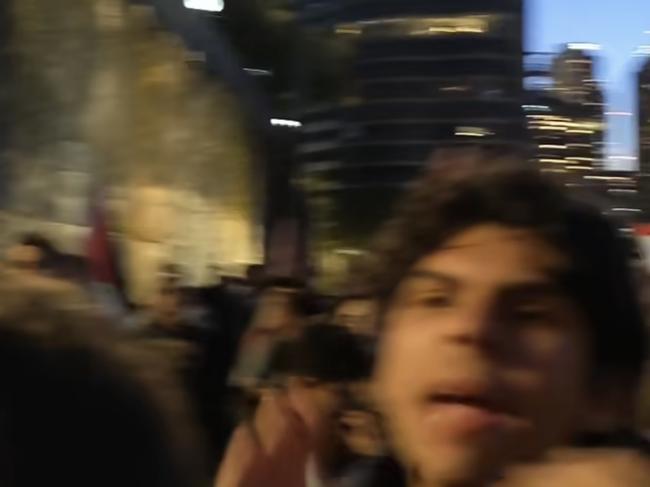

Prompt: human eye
xmin=510 ymin=301 xmax=552 ymax=324
xmin=393 ymin=277 xmax=455 ymax=310
xmin=415 ymin=290 xmax=453 ymax=308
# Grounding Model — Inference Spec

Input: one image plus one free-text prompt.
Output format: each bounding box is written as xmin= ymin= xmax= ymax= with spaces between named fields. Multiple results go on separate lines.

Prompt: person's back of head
xmin=18 ymin=233 xmax=58 ymax=272
xmin=267 ymin=323 xmax=374 ymax=385
xmin=0 ymin=279 xmax=199 ymax=487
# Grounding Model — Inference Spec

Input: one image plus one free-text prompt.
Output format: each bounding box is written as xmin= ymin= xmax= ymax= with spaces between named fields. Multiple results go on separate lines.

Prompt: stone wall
xmin=2 ymin=0 xmax=262 ymax=303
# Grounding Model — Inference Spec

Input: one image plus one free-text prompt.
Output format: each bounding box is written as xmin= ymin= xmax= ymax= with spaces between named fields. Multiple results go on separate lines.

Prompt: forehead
xmin=262 ymin=287 xmax=296 ymax=300
xmin=337 ymin=299 xmax=376 ymax=314
xmin=407 ymin=225 xmax=567 ymax=287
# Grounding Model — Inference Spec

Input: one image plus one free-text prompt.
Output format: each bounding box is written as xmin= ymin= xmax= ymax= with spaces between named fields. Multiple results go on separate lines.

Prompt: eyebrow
xmin=501 ymin=281 xmax=565 ymax=300
xmin=402 ymin=269 xmax=567 ymax=296
xmin=400 ymin=270 xmax=460 ymax=288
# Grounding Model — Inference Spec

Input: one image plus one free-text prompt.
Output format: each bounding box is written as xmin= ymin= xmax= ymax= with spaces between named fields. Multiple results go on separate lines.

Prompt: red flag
xmin=86 ymin=190 xmax=131 ymax=317
xmin=87 ymin=193 xmax=117 ymax=284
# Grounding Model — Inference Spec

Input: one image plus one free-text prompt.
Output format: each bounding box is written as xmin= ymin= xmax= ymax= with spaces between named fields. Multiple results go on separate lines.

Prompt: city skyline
xmin=527 ymin=0 xmax=650 ymax=170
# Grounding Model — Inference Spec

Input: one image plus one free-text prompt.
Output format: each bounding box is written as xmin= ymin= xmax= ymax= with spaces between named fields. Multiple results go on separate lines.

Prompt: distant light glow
xmin=566 ymin=157 xmax=595 ymax=162
xmin=568 ymin=42 xmax=601 ymax=51
xmin=606 ymin=111 xmax=633 ymax=116
xmin=335 ymin=249 xmax=364 ymax=256
xmin=336 ymin=15 xmax=490 ymax=38
xmin=183 ymin=0 xmax=224 ymax=12
xmin=335 ymin=27 xmax=362 ymax=35
xmin=523 ymin=104 xmax=551 ymax=112
xmin=455 ymin=126 xmax=492 ymax=137
xmin=271 ymin=118 xmax=302 ymax=128
xmin=585 ymin=176 xmax=632 ymax=181
xmin=244 ymin=68 xmax=272 ymax=76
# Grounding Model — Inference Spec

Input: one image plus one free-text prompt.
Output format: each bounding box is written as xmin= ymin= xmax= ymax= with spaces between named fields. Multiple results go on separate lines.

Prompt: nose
xmin=443 ymin=296 xmax=503 ymax=351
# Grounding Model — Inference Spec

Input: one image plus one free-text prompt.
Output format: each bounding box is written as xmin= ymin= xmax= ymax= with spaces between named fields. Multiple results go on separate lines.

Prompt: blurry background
xmin=1 ymin=0 xmax=650 ymax=298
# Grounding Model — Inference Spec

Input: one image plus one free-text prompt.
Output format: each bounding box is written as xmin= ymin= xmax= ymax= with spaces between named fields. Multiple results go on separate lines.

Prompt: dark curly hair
xmin=368 ymin=147 xmax=647 ymax=390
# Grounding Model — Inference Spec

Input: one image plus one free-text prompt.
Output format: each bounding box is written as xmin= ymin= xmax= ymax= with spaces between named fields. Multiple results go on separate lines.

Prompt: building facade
xmin=1 ymin=0 xmax=262 ymax=302
xmin=550 ymin=45 xmax=606 ymax=171
xmin=579 ymin=171 xmax=642 ymax=225
xmin=637 ymin=58 xmax=650 ymax=221
xmin=298 ymin=0 xmax=526 ymax=285
xmin=524 ymin=46 xmax=606 ymax=176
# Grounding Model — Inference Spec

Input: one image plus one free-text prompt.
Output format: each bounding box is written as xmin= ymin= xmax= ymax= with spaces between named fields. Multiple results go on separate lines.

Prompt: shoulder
xmin=500 ymin=449 xmax=650 ymax=487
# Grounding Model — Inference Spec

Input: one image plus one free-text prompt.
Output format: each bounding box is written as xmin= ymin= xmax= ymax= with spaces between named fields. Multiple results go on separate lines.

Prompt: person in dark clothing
xmin=5 ymin=233 xmax=60 ymax=276
xmin=218 ymin=323 xmax=373 ymax=487
xmin=229 ymin=277 xmax=315 ymax=391
xmin=133 ymin=281 xmax=232 ymax=478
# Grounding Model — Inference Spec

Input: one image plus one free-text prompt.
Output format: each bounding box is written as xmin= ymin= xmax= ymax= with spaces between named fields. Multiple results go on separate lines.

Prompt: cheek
xmin=511 ymin=328 xmax=590 ymax=442
xmin=515 ymin=325 xmax=589 ymax=388
xmin=373 ymin=311 xmax=437 ymax=445
xmin=374 ymin=312 xmax=427 ymax=398
xmin=288 ymin=390 xmax=318 ymax=430
xmin=289 ymin=390 xmax=337 ymax=435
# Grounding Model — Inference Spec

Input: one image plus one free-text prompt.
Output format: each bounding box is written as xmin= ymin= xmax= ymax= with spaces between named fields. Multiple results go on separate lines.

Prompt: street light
xmin=183 ymin=0 xmax=224 ymax=12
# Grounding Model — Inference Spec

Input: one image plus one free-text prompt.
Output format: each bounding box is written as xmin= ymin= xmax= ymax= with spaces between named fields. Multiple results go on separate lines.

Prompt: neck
xmin=411 ymin=482 xmax=487 ymax=487
xmin=409 ymin=473 xmax=489 ymax=487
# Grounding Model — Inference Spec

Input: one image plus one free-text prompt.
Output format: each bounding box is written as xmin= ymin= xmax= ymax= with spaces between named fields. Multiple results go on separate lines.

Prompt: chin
xmin=414 ymin=444 xmax=509 ymax=487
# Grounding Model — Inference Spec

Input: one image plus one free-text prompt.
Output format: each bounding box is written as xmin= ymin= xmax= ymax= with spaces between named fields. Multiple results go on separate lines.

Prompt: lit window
xmin=455 ymin=126 xmax=492 ymax=137
xmin=539 ymin=144 xmax=567 ymax=149
xmin=183 ymin=0 xmax=224 ymax=12
xmin=271 ymin=118 xmax=302 ymax=128
xmin=336 ymin=25 xmax=362 ymax=35
xmin=335 ymin=15 xmax=492 ymax=39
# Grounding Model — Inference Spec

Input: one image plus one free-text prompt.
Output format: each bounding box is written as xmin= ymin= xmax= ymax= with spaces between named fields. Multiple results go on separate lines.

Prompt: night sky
xmin=526 ymin=0 xmax=650 ymax=170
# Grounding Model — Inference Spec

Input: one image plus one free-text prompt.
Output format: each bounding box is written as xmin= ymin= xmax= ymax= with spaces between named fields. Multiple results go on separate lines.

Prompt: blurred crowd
xmin=2 ymin=148 xmax=650 ymax=487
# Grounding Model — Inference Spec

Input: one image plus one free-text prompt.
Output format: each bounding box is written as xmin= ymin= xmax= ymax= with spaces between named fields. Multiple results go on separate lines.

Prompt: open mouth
xmin=423 ymin=391 xmax=515 ymax=438
xmin=428 ymin=392 xmax=503 ymax=414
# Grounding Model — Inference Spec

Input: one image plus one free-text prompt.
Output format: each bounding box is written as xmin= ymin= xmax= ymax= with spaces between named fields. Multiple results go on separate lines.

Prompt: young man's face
xmin=373 ymin=225 xmax=592 ymax=486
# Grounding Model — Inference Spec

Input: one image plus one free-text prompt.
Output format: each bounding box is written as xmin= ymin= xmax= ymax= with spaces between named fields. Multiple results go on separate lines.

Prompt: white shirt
xmin=305 ymin=456 xmax=327 ymax=487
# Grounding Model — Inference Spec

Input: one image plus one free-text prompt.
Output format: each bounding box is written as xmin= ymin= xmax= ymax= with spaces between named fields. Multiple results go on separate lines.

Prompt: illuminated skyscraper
xmin=637 ymin=58 xmax=650 ymax=221
xmin=552 ymin=44 xmax=603 ymax=105
xmin=524 ymin=46 xmax=605 ymax=176
xmin=639 ymin=58 xmax=650 ymax=175
xmin=549 ymin=44 xmax=606 ymax=171
xmin=299 ymin=0 xmax=526 ymax=284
